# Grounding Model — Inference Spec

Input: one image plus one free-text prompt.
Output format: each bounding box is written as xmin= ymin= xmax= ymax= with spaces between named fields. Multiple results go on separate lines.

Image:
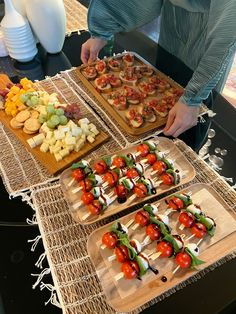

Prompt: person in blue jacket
xmin=81 ymin=0 xmax=236 ymax=137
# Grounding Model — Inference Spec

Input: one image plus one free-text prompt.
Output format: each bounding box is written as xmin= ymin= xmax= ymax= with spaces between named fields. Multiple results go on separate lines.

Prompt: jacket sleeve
xmin=181 ymin=0 xmax=236 ymax=106
xmin=88 ymin=0 xmax=163 ymax=41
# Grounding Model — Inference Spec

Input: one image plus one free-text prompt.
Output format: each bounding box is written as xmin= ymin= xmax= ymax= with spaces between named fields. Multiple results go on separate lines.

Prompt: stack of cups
xmin=0 ymin=28 xmax=8 ymax=57
xmin=1 ymin=0 xmax=37 ymax=62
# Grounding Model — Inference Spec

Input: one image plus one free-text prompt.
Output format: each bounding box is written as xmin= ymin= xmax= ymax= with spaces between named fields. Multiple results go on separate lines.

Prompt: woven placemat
xmin=64 ymin=0 xmax=88 ymax=34
xmin=31 ymin=139 xmax=236 ymax=314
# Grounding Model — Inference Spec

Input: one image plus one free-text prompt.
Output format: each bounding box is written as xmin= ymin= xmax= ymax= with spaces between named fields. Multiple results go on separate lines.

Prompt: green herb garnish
xmin=185 ymin=248 xmax=205 ymax=268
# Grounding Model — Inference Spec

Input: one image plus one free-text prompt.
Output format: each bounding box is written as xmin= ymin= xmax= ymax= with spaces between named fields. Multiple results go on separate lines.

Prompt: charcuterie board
xmin=60 ymin=137 xmax=195 ymax=224
xmin=77 ymin=52 xmax=184 ymax=136
xmin=0 ymin=110 xmax=109 ymax=175
xmin=87 ymin=183 xmax=236 ymax=312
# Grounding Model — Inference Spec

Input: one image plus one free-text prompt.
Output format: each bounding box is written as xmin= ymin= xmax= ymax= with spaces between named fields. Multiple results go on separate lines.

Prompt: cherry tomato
xmin=114 ymin=245 xmax=129 ymax=263
xmin=175 ymin=252 xmax=191 ymax=268
xmin=161 ymin=173 xmax=174 ymax=185
xmin=146 ymin=153 xmax=157 ymax=165
xmin=121 ymin=260 xmax=140 ymax=279
xmin=103 ymin=171 xmax=119 ymax=187
xmin=112 ymin=156 xmax=126 ymax=168
xmin=134 ymin=183 xmax=148 ymax=198
xmin=72 ymin=168 xmax=85 ymax=182
xmin=179 ymin=212 xmax=195 ymax=228
xmin=126 ymin=168 xmax=139 ymax=179
xmin=79 ymin=178 xmax=93 ymax=192
xmin=191 ymin=222 xmax=207 ymax=238
xmin=81 ymin=192 xmax=94 ymax=205
xmin=152 ymin=160 xmax=167 ymax=175
xmin=134 ymin=210 xmax=150 ymax=226
xmin=156 ymin=241 xmax=173 ymax=258
xmin=137 ymin=143 xmax=150 ymax=157
xmin=87 ymin=200 xmax=102 ymax=215
xmin=168 ymin=197 xmax=184 ymax=211
xmin=102 ymin=232 xmax=117 ymax=249
xmin=146 ymin=224 xmax=161 ymax=241
xmin=114 ymin=184 xmax=128 ymax=198
xmin=94 ymin=160 xmax=108 ymax=174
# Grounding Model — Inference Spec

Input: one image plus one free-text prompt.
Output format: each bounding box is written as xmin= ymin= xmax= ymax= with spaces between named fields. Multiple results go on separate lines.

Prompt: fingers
xmin=88 ymin=48 xmax=99 ymax=64
xmin=81 ymin=44 xmax=89 ymax=64
xmin=163 ymin=110 xmax=175 ymax=133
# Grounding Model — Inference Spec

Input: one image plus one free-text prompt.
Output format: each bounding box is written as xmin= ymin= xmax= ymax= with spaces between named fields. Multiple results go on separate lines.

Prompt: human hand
xmin=163 ymin=100 xmax=199 ymax=137
xmin=81 ymin=38 xmax=107 ymax=64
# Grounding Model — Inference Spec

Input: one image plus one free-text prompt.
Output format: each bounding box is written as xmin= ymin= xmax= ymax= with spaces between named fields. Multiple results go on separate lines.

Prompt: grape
xmin=46 ymin=105 xmax=55 ymax=115
xmin=55 ymin=108 xmax=64 ymax=116
xmin=47 ymin=120 xmax=56 ymax=129
xmin=30 ymin=95 xmax=39 ymax=106
xmin=38 ymin=114 xmax=47 ymax=124
xmin=59 ymin=115 xmax=68 ymax=125
xmin=20 ymin=94 xmax=29 ymax=103
xmin=50 ymin=115 xmax=60 ymax=126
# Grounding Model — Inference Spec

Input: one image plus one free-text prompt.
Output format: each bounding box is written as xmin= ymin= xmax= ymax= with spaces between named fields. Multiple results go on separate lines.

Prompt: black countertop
xmin=0 ymin=30 xmax=236 ymax=314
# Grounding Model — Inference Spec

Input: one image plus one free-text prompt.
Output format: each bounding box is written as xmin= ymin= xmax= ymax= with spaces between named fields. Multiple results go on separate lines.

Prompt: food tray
xmin=76 ymin=52 xmax=184 ymax=136
xmin=0 ymin=110 xmax=109 ymax=175
xmin=60 ymin=137 xmax=195 ymax=224
xmin=87 ymin=183 xmax=236 ymax=312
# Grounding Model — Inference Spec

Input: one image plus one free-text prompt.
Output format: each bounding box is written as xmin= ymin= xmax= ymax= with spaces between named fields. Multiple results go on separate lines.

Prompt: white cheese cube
xmin=33 ymin=133 xmax=45 ymax=146
xmin=65 ymin=136 xmax=76 ymax=145
xmin=27 ymin=138 xmax=36 ymax=148
xmin=52 ymin=146 xmax=61 ymax=154
xmin=87 ymin=135 xmax=95 ymax=143
xmin=74 ymin=139 xmax=85 ymax=152
xmin=48 ymin=137 xmax=56 ymax=146
xmin=71 ymin=126 xmax=82 ymax=137
xmin=67 ymin=145 xmax=74 ymax=152
xmin=40 ymin=142 xmax=49 ymax=153
xmin=59 ymin=148 xmax=70 ymax=158
xmin=90 ymin=127 xmax=99 ymax=136
xmin=54 ymin=130 xmax=65 ymax=140
xmin=54 ymin=152 xmax=62 ymax=162
xmin=55 ymin=140 xmax=62 ymax=148
xmin=88 ymin=123 xmax=96 ymax=130
xmin=78 ymin=118 xmax=89 ymax=126
xmin=80 ymin=134 xmax=86 ymax=141
xmin=67 ymin=120 xmax=77 ymax=129
xmin=46 ymin=131 xmax=53 ymax=140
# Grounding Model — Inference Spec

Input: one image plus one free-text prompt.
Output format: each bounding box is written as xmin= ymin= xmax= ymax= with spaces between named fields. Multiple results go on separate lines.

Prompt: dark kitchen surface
xmin=0 ymin=17 xmax=235 ymax=314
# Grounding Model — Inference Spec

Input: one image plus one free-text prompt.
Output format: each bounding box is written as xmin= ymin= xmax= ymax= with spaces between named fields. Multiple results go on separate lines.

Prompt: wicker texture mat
xmin=64 ymin=0 xmax=88 ymax=34
xmin=31 ymin=139 xmax=236 ymax=314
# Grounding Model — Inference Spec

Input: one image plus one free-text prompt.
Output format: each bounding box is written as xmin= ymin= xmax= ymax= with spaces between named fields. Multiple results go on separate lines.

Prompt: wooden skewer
xmin=115 ymin=272 xmax=124 ymax=281
xmin=141 ymin=235 xmax=151 ymax=247
xmin=68 ymin=178 xmax=75 ymax=187
xmin=172 ymin=265 xmax=180 ymax=275
xmin=179 ymin=223 xmax=185 ymax=231
xmin=107 ymin=254 xmax=116 ymax=262
xmin=72 ymin=186 xmax=82 ymax=194
xmin=150 ymin=251 xmax=162 ymax=260
xmin=185 ymin=234 xmax=195 ymax=242
xmin=197 ymin=238 xmax=203 ymax=246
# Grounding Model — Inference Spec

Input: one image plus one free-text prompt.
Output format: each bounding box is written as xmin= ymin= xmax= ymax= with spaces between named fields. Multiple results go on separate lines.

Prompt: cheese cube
xmin=48 ymin=137 xmax=56 ymax=146
xmin=71 ymin=126 xmax=82 ymax=137
xmin=54 ymin=130 xmax=65 ymax=140
xmin=59 ymin=148 xmax=70 ymax=158
xmin=33 ymin=133 xmax=45 ymax=146
xmin=88 ymin=123 xmax=96 ymax=130
xmin=81 ymin=124 xmax=90 ymax=135
xmin=65 ymin=136 xmax=76 ymax=145
xmin=67 ymin=145 xmax=74 ymax=152
xmin=74 ymin=139 xmax=85 ymax=152
xmin=52 ymin=146 xmax=61 ymax=154
xmin=40 ymin=142 xmax=49 ymax=153
xmin=80 ymin=134 xmax=86 ymax=141
xmin=55 ymin=140 xmax=62 ymax=148
xmin=87 ymin=135 xmax=95 ymax=143
xmin=90 ymin=127 xmax=99 ymax=136
xmin=27 ymin=138 xmax=36 ymax=148
xmin=78 ymin=118 xmax=89 ymax=126
xmin=46 ymin=131 xmax=53 ymax=140
xmin=67 ymin=120 xmax=77 ymax=129
xmin=54 ymin=152 xmax=62 ymax=162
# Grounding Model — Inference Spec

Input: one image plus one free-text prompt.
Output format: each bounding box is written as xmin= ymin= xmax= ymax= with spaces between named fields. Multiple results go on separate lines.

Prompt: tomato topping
xmin=152 ymin=160 xmax=167 ymax=175
xmin=114 ymin=184 xmax=128 ymax=198
xmin=95 ymin=60 xmax=106 ymax=72
xmin=161 ymin=173 xmax=174 ymax=185
xmin=108 ymin=74 xmax=121 ymax=87
xmin=168 ymin=197 xmax=184 ymax=211
xmin=175 ymin=252 xmax=191 ymax=268
xmin=87 ymin=200 xmax=102 ymax=215
xmin=191 ymin=223 xmax=207 ymax=238
xmin=121 ymin=260 xmax=140 ymax=279
xmin=102 ymin=232 xmax=117 ymax=249
xmin=126 ymin=168 xmax=139 ymax=179
xmin=134 ymin=183 xmax=148 ymax=198
xmin=134 ymin=210 xmax=150 ymax=226
xmin=137 ymin=143 xmax=150 ymax=157
xmin=81 ymin=192 xmax=94 ymax=205
xmin=179 ymin=212 xmax=195 ymax=228
xmin=114 ymin=245 xmax=129 ymax=263
xmin=146 ymin=224 xmax=161 ymax=241
xmin=103 ymin=171 xmax=119 ymax=187
xmin=94 ymin=160 xmax=108 ymax=174
xmin=123 ymin=54 xmax=134 ymax=63
xmin=112 ymin=156 xmax=126 ymax=168
xmin=146 ymin=153 xmax=157 ymax=165
xmin=79 ymin=178 xmax=93 ymax=192
xmin=156 ymin=241 xmax=173 ymax=258
xmin=72 ymin=168 xmax=85 ymax=182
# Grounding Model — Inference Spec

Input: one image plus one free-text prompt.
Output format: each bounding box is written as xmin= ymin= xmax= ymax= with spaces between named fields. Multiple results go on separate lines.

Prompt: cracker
xmin=10 ymin=118 xmax=24 ymax=129
xmin=30 ymin=110 xmax=39 ymax=119
xmin=23 ymin=126 xmax=37 ymax=134
xmin=15 ymin=110 xmax=31 ymax=123
xmin=24 ymin=118 xmax=41 ymax=132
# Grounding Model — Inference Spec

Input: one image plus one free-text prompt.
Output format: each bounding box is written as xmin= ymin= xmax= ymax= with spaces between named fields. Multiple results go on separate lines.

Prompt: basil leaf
xmin=166 ymin=169 xmax=180 ymax=185
xmin=186 ymin=211 xmax=216 ymax=236
xmin=120 ymin=155 xmax=134 ymax=169
xmin=163 ymin=234 xmax=181 ymax=253
xmin=143 ymin=141 xmax=156 ymax=152
xmin=71 ymin=161 xmax=87 ymax=169
xmin=143 ymin=204 xmax=155 ymax=216
xmin=185 ymin=248 xmax=205 ymax=269
xmin=102 ymin=156 xmax=112 ymax=167
xmin=87 ymin=173 xmax=96 ymax=185
xmin=119 ymin=237 xmax=137 ymax=260
xmin=162 ymin=158 xmax=174 ymax=170
xmin=110 ymin=222 xmax=128 ymax=239
xmin=113 ymin=168 xmax=120 ymax=176
xmin=150 ymin=216 xmax=171 ymax=235
xmin=135 ymin=255 xmax=148 ymax=277
xmin=122 ymin=179 xmax=132 ymax=191
xmin=173 ymin=193 xmax=192 ymax=207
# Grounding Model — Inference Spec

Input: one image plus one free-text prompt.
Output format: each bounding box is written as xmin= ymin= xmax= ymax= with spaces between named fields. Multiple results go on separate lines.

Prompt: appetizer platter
xmin=77 ymin=52 xmax=184 ymax=136
xmin=60 ymin=137 xmax=195 ymax=224
xmin=0 ymin=77 xmax=109 ymax=174
xmin=87 ymin=183 xmax=236 ymax=312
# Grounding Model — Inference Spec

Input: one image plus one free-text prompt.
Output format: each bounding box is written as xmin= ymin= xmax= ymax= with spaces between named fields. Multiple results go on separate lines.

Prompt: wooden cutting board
xmin=0 ymin=110 xmax=109 ymax=175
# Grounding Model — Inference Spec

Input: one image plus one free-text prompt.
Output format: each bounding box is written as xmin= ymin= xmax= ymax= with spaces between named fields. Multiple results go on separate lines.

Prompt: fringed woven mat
xmin=31 ymin=139 xmax=236 ymax=314
xmin=64 ymin=0 xmax=88 ymax=34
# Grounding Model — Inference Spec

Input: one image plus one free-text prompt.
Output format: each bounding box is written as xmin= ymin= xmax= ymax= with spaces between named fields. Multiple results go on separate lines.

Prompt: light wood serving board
xmin=0 ymin=110 xmax=109 ymax=175
xmin=87 ymin=183 xmax=236 ymax=312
